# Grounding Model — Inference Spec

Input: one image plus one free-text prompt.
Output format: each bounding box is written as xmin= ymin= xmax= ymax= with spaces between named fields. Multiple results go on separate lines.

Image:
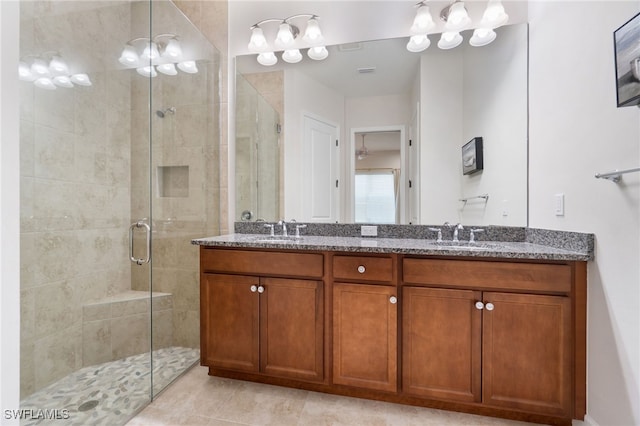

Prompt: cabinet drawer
xmin=201 ymin=248 xmax=323 ymax=278
xmin=333 ymin=255 xmax=394 ymax=284
xmin=403 ymin=258 xmax=571 ymax=293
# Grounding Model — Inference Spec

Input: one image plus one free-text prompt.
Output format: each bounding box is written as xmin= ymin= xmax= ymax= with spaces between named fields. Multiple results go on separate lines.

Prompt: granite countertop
xmin=192 ymin=233 xmax=593 ymax=261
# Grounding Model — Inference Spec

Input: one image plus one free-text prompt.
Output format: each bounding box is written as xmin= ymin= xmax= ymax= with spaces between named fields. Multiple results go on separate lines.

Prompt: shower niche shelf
xmin=157 ymin=165 xmax=189 ymax=198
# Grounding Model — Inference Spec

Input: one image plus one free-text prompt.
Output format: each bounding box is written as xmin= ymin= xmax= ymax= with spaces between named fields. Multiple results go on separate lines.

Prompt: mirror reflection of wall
xmin=235 ymin=71 xmax=282 ymax=222
xmin=354 ymin=132 xmax=401 ymax=224
xmin=235 ymin=23 xmax=528 ymax=226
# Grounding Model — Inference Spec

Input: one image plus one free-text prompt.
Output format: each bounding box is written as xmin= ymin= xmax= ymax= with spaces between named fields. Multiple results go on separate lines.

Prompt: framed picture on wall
xmin=614 ymin=12 xmax=640 ymax=107
xmin=462 ymin=137 xmax=483 ymax=175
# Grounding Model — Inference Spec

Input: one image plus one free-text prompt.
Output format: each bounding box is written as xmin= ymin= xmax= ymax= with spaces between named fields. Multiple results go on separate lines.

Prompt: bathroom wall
xmin=19 ymin=2 xmax=134 ymax=397
xmin=528 ymin=2 xmax=640 ymax=425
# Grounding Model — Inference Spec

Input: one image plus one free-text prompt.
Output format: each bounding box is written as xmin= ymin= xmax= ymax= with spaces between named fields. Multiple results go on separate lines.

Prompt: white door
xmin=303 ymin=115 xmax=339 ymax=222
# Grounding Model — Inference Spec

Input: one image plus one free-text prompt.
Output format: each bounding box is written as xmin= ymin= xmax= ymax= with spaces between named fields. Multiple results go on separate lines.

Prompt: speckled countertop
xmin=192 ymin=229 xmax=594 ymax=261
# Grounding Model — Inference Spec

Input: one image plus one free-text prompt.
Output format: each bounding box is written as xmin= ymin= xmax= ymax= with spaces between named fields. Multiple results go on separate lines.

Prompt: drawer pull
xmin=257 ymin=285 xmax=265 ymax=294
xmin=357 ymin=265 xmax=366 ymax=274
xmin=389 ymin=296 xmax=397 ymax=304
xmin=250 ymin=285 xmax=258 ymax=293
xmin=475 ymin=301 xmax=484 ymax=310
xmin=485 ymin=302 xmax=495 ymax=311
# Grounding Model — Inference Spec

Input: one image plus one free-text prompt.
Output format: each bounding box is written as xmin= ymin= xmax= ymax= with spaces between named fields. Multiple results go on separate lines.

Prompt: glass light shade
xmin=275 ymin=22 xmax=295 ymax=49
xmin=282 ymin=49 xmax=303 ymax=64
xmin=444 ymin=2 xmax=471 ymax=31
xmin=52 ymin=75 xmax=74 ymax=88
xmin=157 ymin=63 xmax=178 ymax=76
xmin=141 ymin=42 xmax=160 ymax=61
xmin=19 ymin=62 xmax=36 ymax=81
xmin=411 ymin=5 xmax=435 ymax=34
xmin=70 ymin=73 xmax=92 ymax=86
xmin=162 ymin=38 xmax=182 ymax=60
xmin=406 ymin=34 xmax=431 ymax=53
xmin=136 ymin=66 xmax=157 ymax=78
xmin=438 ymin=31 xmax=463 ymax=50
xmin=248 ymin=27 xmax=268 ymax=52
xmin=303 ymin=17 xmax=324 ymax=44
xmin=31 ymin=59 xmax=50 ymax=78
xmin=34 ymin=77 xmax=56 ymax=90
xmin=119 ymin=44 xmax=139 ymax=66
xmin=470 ymin=28 xmax=497 ymax=47
xmin=177 ymin=60 xmax=198 ymax=74
xmin=482 ymin=0 xmax=509 ymax=28
xmin=256 ymin=52 xmax=278 ymax=66
xmin=49 ymin=56 xmax=69 ymax=76
xmin=307 ymin=46 xmax=328 ymax=61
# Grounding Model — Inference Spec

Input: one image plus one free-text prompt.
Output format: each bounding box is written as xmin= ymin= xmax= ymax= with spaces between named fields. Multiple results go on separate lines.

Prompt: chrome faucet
xmin=277 ymin=220 xmax=288 ymax=237
xmin=452 ymin=223 xmax=464 ymax=242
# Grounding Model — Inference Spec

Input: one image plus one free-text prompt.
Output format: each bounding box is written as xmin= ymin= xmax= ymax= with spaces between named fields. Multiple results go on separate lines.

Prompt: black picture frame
xmin=614 ymin=12 xmax=640 ymax=107
xmin=462 ymin=137 xmax=483 ymax=175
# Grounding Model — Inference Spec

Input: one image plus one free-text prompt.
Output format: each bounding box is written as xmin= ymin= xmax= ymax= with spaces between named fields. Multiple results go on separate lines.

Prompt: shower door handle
xmin=129 ymin=220 xmax=151 ymax=265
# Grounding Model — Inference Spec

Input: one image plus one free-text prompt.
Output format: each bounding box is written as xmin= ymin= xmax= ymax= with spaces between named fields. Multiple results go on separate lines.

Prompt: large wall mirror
xmin=235 ymin=23 xmax=528 ymax=226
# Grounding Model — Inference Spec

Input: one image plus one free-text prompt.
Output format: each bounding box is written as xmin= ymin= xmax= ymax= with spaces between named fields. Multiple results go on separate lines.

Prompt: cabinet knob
xmin=485 ymin=302 xmax=495 ymax=311
xmin=475 ymin=301 xmax=484 ymax=310
xmin=257 ymin=285 xmax=265 ymax=294
xmin=357 ymin=265 xmax=366 ymax=274
xmin=250 ymin=285 xmax=258 ymax=293
xmin=389 ymin=296 xmax=397 ymax=304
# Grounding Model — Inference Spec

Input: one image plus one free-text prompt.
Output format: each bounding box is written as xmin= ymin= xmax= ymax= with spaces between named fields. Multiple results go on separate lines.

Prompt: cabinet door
xmin=260 ymin=278 xmax=324 ymax=381
xmin=402 ymin=287 xmax=482 ymax=402
xmin=333 ymin=283 xmax=397 ymax=392
xmin=482 ymin=292 xmax=572 ymax=416
xmin=201 ymin=273 xmax=259 ymax=372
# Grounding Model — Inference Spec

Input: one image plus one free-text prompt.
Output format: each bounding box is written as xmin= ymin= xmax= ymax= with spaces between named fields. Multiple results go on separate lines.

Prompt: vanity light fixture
xmin=406 ymin=0 xmax=509 ymax=52
xmin=119 ymin=34 xmax=196 ymax=78
xmin=19 ymin=52 xmax=92 ymax=89
xmin=247 ymin=14 xmax=327 ymax=66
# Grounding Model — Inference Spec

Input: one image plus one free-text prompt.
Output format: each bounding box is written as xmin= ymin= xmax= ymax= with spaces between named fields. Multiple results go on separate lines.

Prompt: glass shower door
xmin=18 ymin=0 xmax=219 ymax=423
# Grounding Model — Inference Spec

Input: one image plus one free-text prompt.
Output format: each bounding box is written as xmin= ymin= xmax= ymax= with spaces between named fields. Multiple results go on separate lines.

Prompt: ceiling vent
xmin=338 ymin=42 xmax=363 ymax=52
xmin=357 ymin=67 xmax=376 ymax=74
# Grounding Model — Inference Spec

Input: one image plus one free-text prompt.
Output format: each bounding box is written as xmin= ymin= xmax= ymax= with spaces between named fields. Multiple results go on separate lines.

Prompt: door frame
xmin=348 ymin=125 xmax=407 ymax=224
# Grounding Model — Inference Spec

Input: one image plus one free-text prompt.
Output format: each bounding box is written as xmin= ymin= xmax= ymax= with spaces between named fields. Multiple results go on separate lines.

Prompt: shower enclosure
xmin=19 ymin=1 xmax=220 ymax=424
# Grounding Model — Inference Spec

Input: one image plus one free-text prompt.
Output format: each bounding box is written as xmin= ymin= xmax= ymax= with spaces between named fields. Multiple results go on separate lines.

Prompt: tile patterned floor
xmin=127 ymin=365 xmax=543 ymax=426
xmin=20 ymin=347 xmax=199 ymax=426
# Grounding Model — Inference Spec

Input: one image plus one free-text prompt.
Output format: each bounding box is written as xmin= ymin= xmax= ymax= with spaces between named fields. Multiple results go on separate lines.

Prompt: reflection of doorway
xmin=349 ymin=128 xmax=405 ymax=223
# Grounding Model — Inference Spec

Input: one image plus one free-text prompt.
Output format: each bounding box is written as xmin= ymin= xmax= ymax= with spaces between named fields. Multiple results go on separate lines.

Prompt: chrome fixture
xmin=294 ymin=224 xmax=307 ymax=238
xmin=595 ymin=166 xmax=640 ymax=183
xmin=428 ymin=227 xmax=443 ymax=243
xmin=407 ymin=0 xmax=509 ymax=53
xmin=247 ymin=14 xmax=327 ymax=66
xmin=264 ymin=223 xmax=275 ymax=236
xmin=277 ymin=219 xmax=289 ymax=236
xmin=452 ymin=223 xmax=464 ymax=242
xmin=19 ymin=51 xmax=92 ymax=89
xmin=469 ymin=228 xmax=484 ymax=243
xmin=459 ymin=193 xmax=489 ymax=202
xmin=156 ymin=107 xmax=176 ymax=118
xmin=119 ymin=34 xmax=198 ymax=77
xmin=356 ymin=134 xmax=369 ymax=160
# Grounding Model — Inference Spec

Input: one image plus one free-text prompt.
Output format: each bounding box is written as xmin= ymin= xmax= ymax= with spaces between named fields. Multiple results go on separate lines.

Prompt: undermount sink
xmin=434 ymin=245 xmax=493 ymax=251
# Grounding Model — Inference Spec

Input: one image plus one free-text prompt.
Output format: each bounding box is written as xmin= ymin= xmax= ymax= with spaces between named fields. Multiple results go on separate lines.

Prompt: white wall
xmin=284 ymin=68 xmax=344 ymax=220
xmin=528 ymin=2 xmax=640 ymax=425
xmin=0 ymin=1 xmax=20 ymax=422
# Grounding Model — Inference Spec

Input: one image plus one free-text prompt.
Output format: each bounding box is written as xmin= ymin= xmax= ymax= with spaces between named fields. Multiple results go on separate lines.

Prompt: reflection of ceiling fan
xmin=356 ymin=134 xmax=369 ymax=160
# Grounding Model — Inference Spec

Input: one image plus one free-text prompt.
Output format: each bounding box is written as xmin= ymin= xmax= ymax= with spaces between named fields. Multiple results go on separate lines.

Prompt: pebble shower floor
xmin=19 ymin=347 xmax=200 ymax=426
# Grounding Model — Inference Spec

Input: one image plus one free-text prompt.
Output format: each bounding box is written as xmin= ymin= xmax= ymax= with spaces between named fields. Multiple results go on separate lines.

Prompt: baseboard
xmin=577 ymin=414 xmax=600 ymax=426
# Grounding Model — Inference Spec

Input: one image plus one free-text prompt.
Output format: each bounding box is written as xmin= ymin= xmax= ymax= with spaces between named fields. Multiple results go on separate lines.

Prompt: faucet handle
xmin=469 ymin=228 xmax=484 ymax=243
xmin=295 ymin=224 xmax=307 ymax=238
xmin=263 ymin=223 xmax=275 ymax=237
xmin=428 ymin=227 xmax=443 ymax=243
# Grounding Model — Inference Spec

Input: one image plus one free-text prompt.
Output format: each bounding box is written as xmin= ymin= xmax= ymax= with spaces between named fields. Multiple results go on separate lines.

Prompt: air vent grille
xmin=357 ymin=67 xmax=376 ymax=74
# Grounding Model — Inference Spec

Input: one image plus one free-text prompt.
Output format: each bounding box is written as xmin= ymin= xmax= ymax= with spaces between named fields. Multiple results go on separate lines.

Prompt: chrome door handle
xmin=129 ymin=221 xmax=151 ymax=265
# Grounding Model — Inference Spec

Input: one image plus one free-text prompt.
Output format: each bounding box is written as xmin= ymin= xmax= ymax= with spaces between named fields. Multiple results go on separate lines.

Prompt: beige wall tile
xmin=82 ymin=319 xmax=112 ymax=366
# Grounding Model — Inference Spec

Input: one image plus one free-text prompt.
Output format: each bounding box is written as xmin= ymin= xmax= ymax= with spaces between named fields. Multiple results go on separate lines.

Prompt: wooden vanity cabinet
xmin=200 ymin=248 xmax=324 ymax=382
xmin=402 ymin=258 xmax=581 ymax=420
xmin=331 ymin=254 xmax=398 ymax=392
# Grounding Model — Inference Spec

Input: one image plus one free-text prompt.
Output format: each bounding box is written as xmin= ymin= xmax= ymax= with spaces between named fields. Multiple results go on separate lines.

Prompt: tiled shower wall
xmin=19 ymin=2 xmax=134 ymax=397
